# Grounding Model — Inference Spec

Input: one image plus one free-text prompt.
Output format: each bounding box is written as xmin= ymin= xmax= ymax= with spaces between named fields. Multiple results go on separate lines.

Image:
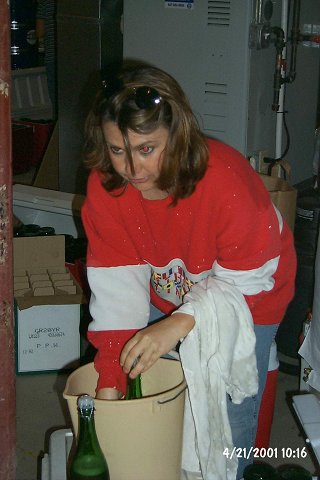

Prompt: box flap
xmin=13 ymin=236 xmax=65 ymax=272
xmin=15 ymin=283 xmax=84 ymax=310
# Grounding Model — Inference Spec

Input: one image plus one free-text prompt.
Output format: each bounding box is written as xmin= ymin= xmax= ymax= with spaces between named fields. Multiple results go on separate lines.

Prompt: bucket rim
xmin=63 ymin=359 xmax=187 ymax=405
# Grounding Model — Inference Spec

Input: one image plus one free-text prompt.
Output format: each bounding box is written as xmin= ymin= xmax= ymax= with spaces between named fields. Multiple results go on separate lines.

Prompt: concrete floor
xmin=15 ymin=366 xmax=320 ymax=480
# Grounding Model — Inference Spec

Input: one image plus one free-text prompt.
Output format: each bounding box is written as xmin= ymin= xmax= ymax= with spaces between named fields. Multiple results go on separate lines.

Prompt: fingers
xmin=120 ymin=317 xmax=183 ymax=378
xmin=128 ymin=355 xmax=143 ymax=378
xmin=120 ymin=336 xmax=140 ymax=373
xmin=128 ymin=351 xmax=158 ymax=379
xmin=121 ymin=348 xmax=153 ymax=378
xmin=130 ymin=356 xmax=141 ymax=371
xmin=120 ymin=333 xmax=159 ymax=378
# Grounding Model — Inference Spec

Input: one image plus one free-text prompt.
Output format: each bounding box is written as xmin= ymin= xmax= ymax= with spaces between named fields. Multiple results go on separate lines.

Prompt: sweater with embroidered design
xmin=81 ymin=138 xmax=296 ymax=392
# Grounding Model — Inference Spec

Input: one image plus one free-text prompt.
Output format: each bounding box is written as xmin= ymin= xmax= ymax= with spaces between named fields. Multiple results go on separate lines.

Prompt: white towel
xmin=179 ymin=277 xmax=258 ymax=480
xmin=299 ymin=231 xmax=320 ymax=393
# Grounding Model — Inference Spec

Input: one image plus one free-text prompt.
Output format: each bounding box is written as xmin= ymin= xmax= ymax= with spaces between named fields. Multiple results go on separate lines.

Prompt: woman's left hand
xmin=120 ymin=312 xmax=194 ymax=378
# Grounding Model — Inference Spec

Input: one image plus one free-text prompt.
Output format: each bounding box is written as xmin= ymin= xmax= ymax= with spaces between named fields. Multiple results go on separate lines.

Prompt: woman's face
xmin=102 ymin=121 xmax=169 ymax=200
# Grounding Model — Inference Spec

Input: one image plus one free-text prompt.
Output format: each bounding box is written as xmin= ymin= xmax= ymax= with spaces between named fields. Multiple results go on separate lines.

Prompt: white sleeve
xmin=87 ymin=264 xmax=151 ymax=331
xmin=211 ymin=205 xmax=283 ymax=295
xmin=211 ymin=257 xmax=280 ymax=295
xmin=174 ymin=254 xmax=280 ymax=319
xmin=172 ymin=301 xmax=195 ymax=317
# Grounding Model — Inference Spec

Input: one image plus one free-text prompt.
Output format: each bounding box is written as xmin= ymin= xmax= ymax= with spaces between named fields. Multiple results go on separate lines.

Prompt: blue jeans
xmin=227 ymin=323 xmax=279 ymax=479
xmin=149 ymin=306 xmax=279 ymax=479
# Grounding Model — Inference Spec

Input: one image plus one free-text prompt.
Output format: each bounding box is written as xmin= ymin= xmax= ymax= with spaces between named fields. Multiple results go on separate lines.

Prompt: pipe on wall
xmin=275 ymin=0 xmax=301 ymax=161
xmin=0 ymin=0 xmax=16 ymax=479
xmin=275 ymin=0 xmax=289 ymax=159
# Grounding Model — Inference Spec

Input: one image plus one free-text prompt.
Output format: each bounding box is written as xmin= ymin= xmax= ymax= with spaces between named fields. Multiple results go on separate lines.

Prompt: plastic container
xmin=41 ymin=428 xmax=73 ymax=480
xmin=63 ymin=358 xmax=187 ymax=480
xmin=12 ymin=184 xmax=85 ymax=238
xmin=11 ymin=66 xmax=53 ymax=120
xmin=10 ymin=0 xmax=38 ymax=70
xmin=292 ymin=393 xmax=320 ymax=464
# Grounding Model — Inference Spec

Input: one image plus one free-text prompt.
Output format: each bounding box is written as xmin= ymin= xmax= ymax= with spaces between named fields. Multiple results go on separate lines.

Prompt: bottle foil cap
xmin=77 ymin=394 xmax=94 ymax=411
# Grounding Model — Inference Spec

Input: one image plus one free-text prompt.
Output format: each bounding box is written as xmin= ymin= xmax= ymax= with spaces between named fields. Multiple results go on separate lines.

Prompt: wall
xmin=246 ymin=0 xmax=282 ymax=161
xmin=123 ymin=0 xmax=320 ymax=187
xmin=123 ymin=0 xmax=254 ymax=155
xmin=57 ymin=0 xmax=123 ymax=194
xmin=284 ymin=0 xmax=320 ymax=185
xmin=55 ymin=0 xmax=319 ymax=191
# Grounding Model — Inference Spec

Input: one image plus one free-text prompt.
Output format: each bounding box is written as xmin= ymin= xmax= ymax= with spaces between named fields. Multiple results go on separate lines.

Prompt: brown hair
xmin=84 ymin=64 xmax=209 ymax=204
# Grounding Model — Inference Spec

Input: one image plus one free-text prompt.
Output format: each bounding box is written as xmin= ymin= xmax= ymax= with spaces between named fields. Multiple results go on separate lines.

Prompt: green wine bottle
xmin=69 ymin=395 xmax=110 ymax=480
xmin=125 ymin=374 xmax=143 ymax=400
xmin=243 ymin=463 xmax=279 ymax=480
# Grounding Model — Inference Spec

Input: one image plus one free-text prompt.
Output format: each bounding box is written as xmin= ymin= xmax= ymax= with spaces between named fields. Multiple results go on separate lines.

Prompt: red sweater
xmin=82 ymin=138 xmax=296 ymax=393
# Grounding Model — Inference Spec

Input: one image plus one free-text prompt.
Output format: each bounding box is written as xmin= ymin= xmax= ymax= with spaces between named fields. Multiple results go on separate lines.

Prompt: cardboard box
xmin=14 ymin=235 xmax=85 ymax=373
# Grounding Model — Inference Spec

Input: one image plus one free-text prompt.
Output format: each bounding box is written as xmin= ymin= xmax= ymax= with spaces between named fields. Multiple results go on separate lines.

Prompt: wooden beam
xmin=0 ymin=0 xmax=16 ymax=478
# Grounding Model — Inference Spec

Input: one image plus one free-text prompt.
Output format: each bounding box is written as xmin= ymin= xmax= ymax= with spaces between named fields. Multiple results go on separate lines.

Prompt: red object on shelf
xmin=12 ymin=120 xmax=54 ymax=173
xmin=255 ymin=342 xmax=279 ymax=449
xmin=12 ymin=123 xmax=34 ymax=174
xmin=310 ymin=35 xmax=320 ymax=44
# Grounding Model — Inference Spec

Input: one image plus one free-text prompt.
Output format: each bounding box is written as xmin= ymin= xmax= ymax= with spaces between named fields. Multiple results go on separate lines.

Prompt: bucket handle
xmin=157 ymin=383 xmax=187 ymax=405
xmin=153 ymin=350 xmax=186 ymax=408
xmin=166 ymin=349 xmax=180 ymax=361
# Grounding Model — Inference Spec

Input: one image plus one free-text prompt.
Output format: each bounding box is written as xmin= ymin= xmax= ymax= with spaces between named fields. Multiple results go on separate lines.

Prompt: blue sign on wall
xmin=165 ymin=0 xmax=194 ymax=9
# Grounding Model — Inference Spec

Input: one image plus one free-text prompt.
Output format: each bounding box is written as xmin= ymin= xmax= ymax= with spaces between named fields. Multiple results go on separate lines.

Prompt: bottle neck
xmin=70 ymin=397 xmax=109 ymax=480
xmin=125 ymin=374 xmax=142 ymax=399
xmin=77 ymin=410 xmax=101 ymax=453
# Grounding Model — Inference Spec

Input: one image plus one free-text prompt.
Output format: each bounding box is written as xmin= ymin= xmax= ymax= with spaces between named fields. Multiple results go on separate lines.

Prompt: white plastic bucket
xmin=63 ymin=357 xmax=187 ymax=480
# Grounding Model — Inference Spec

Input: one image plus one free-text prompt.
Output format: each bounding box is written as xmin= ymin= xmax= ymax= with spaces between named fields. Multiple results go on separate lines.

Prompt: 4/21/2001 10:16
xmin=222 ymin=446 xmax=308 ymax=460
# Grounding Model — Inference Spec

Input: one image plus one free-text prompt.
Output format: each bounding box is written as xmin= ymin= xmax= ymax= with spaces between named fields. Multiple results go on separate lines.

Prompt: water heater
xmin=123 ymin=0 xmax=280 ymax=158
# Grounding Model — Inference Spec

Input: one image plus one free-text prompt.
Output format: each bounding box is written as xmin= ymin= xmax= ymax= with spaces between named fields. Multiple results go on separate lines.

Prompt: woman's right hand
xmin=120 ymin=312 xmax=195 ymax=379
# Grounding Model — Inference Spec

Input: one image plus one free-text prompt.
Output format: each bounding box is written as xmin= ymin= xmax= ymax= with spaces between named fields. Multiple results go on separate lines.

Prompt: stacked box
xmin=14 ymin=235 xmax=85 ymax=373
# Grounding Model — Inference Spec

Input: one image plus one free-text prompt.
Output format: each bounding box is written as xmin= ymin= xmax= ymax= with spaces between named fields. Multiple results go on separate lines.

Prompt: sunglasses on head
xmin=102 ymin=77 xmax=162 ymax=110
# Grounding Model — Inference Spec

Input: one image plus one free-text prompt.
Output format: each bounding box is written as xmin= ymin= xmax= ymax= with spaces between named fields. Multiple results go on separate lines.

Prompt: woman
xmin=81 ymin=64 xmax=296 ymax=478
